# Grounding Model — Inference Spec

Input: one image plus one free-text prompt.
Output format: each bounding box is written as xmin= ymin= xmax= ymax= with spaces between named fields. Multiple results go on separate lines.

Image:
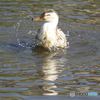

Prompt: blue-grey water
xmin=0 ymin=0 xmax=100 ymax=100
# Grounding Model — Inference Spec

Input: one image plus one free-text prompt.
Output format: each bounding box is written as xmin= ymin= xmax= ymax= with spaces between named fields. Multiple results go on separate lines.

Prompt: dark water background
xmin=0 ymin=0 xmax=100 ymax=99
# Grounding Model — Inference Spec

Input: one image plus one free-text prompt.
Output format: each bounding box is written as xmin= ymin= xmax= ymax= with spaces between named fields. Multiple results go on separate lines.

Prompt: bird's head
xmin=34 ymin=9 xmax=59 ymax=23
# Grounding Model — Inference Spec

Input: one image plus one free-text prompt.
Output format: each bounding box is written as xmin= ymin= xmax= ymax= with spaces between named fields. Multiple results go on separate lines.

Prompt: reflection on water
xmin=0 ymin=0 xmax=100 ymax=99
xmin=31 ymin=51 xmax=66 ymax=96
xmin=41 ymin=54 xmax=59 ymax=95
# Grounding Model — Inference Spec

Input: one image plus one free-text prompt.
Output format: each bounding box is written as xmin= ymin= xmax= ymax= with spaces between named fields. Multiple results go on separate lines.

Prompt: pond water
xmin=0 ymin=0 xmax=100 ymax=99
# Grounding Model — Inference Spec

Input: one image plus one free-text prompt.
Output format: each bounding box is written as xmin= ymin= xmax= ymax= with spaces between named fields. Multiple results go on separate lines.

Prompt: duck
xmin=33 ymin=9 xmax=68 ymax=51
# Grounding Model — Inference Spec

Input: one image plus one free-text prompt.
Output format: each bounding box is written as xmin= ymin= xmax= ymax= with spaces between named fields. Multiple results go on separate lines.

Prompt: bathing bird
xmin=33 ymin=9 xmax=68 ymax=51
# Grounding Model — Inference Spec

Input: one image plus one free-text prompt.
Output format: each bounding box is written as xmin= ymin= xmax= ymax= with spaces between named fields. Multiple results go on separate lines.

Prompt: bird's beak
xmin=33 ymin=12 xmax=45 ymax=21
xmin=34 ymin=16 xmax=42 ymax=21
xmin=33 ymin=16 xmax=44 ymax=21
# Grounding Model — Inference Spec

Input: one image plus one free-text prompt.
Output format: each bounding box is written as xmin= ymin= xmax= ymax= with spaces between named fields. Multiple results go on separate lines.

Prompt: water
xmin=0 ymin=0 xmax=100 ymax=99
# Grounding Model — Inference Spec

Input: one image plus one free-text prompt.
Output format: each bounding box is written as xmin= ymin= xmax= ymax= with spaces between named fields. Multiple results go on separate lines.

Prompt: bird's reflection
xmin=42 ymin=57 xmax=59 ymax=95
xmin=32 ymin=48 xmax=66 ymax=95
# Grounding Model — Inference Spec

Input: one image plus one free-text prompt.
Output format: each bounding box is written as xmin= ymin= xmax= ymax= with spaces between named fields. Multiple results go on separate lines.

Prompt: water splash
xmin=14 ymin=10 xmax=36 ymax=49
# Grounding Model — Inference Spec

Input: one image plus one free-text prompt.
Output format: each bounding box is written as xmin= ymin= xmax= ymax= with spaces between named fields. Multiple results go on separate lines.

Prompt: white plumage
xmin=34 ymin=9 xmax=68 ymax=51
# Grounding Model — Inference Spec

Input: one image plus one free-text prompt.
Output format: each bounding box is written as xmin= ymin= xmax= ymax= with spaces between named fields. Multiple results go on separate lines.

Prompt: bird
xmin=33 ymin=9 xmax=68 ymax=51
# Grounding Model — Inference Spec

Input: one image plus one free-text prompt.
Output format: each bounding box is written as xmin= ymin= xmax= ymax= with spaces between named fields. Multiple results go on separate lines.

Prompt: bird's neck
xmin=43 ymin=21 xmax=58 ymax=32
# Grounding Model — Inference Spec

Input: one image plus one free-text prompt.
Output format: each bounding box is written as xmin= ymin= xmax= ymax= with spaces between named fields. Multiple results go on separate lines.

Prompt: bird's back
xmin=56 ymin=28 xmax=68 ymax=48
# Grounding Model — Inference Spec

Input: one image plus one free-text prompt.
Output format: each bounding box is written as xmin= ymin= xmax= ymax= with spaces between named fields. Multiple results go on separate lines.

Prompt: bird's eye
xmin=46 ymin=14 xmax=50 ymax=16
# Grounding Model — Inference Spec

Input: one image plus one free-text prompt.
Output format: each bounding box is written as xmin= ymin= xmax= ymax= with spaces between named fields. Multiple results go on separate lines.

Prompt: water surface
xmin=0 ymin=0 xmax=100 ymax=99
